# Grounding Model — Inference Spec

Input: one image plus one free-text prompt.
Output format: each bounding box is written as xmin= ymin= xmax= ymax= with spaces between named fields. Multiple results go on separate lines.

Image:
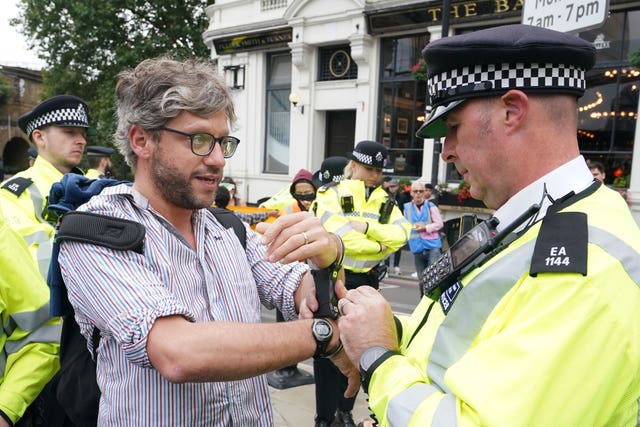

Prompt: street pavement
xmin=270 ymin=249 xmax=419 ymax=426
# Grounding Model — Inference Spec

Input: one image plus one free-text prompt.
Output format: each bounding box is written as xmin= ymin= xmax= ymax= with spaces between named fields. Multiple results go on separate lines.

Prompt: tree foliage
xmin=0 ymin=75 xmax=14 ymax=106
xmin=12 ymin=0 xmax=211 ymax=177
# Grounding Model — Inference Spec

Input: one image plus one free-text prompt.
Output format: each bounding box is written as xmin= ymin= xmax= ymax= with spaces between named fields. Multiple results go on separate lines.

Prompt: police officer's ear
xmin=501 ymin=89 xmax=529 ymax=132
xmin=31 ymin=128 xmax=46 ymax=147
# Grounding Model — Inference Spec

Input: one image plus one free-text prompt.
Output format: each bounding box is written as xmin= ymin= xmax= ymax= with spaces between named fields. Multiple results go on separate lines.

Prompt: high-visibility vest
xmin=0 ymin=157 xmax=70 ymax=277
xmin=368 ymin=185 xmax=640 ymax=426
xmin=0 ymin=216 xmax=61 ymax=424
xmin=313 ymin=179 xmax=410 ymax=273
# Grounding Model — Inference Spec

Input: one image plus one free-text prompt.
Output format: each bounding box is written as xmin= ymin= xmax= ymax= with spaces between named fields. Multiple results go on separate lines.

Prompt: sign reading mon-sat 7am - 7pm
xmin=522 ymin=0 xmax=609 ymax=32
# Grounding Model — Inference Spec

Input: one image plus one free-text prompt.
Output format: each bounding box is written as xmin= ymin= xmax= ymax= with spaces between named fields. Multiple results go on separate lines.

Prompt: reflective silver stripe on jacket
xmin=20 ymin=225 xmax=52 ymax=279
xmin=342 ymin=257 xmax=381 ymax=271
xmin=385 ymin=224 xmax=640 ymax=426
xmin=4 ymin=303 xmax=52 ymax=335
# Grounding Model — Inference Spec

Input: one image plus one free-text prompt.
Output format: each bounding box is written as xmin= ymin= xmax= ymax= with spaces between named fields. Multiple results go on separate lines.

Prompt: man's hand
xmin=336 ymin=286 xmax=398 ymax=368
xmin=329 ymin=349 xmax=361 ymax=398
xmin=256 ymin=212 xmax=341 ymax=269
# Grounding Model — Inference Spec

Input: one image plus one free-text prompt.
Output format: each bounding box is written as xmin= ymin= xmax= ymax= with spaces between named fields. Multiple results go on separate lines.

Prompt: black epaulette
xmin=530 ymin=211 xmax=588 ymax=276
xmin=318 ymin=181 xmax=340 ymax=193
xmin=1 ymin=176 xmax=34 ymax=197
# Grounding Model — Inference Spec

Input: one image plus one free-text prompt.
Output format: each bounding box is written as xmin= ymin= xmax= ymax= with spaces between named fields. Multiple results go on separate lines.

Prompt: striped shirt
xmin=58 ymin=184 xmax=308 ymax=426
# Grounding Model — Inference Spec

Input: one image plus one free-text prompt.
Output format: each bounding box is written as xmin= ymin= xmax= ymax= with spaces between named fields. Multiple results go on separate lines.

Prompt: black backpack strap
xmin=207 ymin=207 xmax=247 ymax=250
xmin=57 ymin=211 xmax=145 ymax=254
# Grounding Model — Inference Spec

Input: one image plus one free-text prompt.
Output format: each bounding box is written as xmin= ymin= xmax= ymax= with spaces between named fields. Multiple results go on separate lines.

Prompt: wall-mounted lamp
xmin=289 ymin=92 xmax=304 ymax=114
xmin=224 ymin=65 xmax=245 ymax=90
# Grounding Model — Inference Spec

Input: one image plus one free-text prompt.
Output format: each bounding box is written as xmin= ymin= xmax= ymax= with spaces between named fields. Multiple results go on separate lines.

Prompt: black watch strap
xmin=360 ymin=349 xmax=398 ymax=394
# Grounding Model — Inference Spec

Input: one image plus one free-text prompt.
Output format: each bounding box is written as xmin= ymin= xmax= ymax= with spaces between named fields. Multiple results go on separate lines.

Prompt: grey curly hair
xmin=114 ymin=57 xmax=236 ymax=168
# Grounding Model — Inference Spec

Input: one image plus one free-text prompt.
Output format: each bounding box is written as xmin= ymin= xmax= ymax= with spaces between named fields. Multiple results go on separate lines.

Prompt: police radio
xmin=421 ymin=204 xmax=541 ymax=300
xmin=378 ymin=198 xmax=394 ymax=224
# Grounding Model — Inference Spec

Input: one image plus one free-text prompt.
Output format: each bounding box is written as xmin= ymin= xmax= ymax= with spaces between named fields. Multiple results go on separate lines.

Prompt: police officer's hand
xmin=349 ymin=220 xmax=368 ymax=233
xmin=257 ymin=211 xmax=342 ymax=269
xmin=335 ymin=286 xmax=398 ymax=368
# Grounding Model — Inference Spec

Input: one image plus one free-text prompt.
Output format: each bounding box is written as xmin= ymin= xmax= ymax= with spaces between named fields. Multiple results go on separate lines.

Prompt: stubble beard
xmin=151 ymin=150 xmax=214 ymax=210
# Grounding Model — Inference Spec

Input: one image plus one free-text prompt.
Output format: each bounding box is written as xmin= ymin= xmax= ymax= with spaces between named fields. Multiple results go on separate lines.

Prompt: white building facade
xmin=204 ymin=0 xmax=640 ymax=224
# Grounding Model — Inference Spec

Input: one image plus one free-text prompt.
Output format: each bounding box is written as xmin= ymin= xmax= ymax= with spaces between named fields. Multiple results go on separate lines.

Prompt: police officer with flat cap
xmin=85 ymin=145 xmax=115 ymax=179
xmin=335 ymin=25 xmax=640 ymax=427
xmin=0 ymin=94 xmax=94 ymax=277
xmin=312 ymin=141 xmax=410 ymax=427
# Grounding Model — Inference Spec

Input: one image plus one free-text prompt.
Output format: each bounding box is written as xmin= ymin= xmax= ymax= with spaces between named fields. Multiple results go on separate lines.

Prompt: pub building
xmin=204 ymin=0 xmax=640 ymax=224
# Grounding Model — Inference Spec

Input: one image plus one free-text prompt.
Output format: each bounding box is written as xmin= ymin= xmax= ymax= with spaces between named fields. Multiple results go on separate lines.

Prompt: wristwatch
xmin=359 ymin=346 xmax=396 ymax=394
xmin=311 ymin=318 xmax=333 ymax=358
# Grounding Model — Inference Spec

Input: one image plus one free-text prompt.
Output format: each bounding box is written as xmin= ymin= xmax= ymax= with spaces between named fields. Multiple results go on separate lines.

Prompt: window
xmin=319 ymin=46 xmax=358 ymax=81
xmin=378 ymin=33 xmax=430 ymax=177
xmin=578 ymin=10 xmax=640 ymax=189
xmin=264 ymin=53 xmax=291 ymax=174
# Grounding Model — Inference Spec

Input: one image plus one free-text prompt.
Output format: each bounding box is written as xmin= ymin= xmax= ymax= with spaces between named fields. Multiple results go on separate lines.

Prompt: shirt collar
xmin=493 ymin=156 xmax=594 ymax=233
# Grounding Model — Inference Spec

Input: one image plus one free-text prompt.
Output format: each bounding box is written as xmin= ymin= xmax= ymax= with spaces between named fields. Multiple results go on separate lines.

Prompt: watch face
xmin=313 ymin=319 xmax=332 ymax=341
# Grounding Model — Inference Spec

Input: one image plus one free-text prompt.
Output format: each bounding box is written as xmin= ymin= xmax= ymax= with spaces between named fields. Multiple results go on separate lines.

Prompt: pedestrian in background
xmin=336 ymin=24 xmax=640 ymax=426
xmin=220 ymin=176 xmax=246 ymax=206
xmin=587 ymin=159 xmax=606 ymax=182
xmin=312 ymin=141 xmax=410 ymax=427
xmin=404 ymin=180 xmax=443 ymax=291
xmin=280 ymin=168 xmax=317 ymax=215
xmin=57 ymin=57 xmax=357 ymax=426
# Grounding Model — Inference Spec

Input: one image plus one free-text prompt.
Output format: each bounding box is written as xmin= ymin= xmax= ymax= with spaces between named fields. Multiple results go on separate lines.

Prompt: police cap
xmin=313 ymin=156 xmax=349 ymax=187
xmin=417 ymin=24 xmax=596 ymax=139
xmin=349 ymin=141 xmax=387 ymax=169
xmin=86 ymin=145 xmax=115 ymax=157
xmin=18 ymin=95 xmax=95 ymax=138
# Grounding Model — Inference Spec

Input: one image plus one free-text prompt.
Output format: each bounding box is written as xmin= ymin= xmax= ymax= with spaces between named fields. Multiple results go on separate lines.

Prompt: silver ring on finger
xmin=338 ymin=299 xmax=352 ymax=316
xmin=301 ymin=231 xmax=309 ymax=245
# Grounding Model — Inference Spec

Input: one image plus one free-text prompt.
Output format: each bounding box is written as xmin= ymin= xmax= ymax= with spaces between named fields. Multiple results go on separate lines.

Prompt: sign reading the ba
xmin=522 ymin=0 xmax=609 ymax=33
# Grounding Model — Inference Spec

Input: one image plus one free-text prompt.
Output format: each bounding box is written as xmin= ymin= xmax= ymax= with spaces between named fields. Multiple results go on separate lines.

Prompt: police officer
xmin=312 ymin=141 xmax=410 ymax=427
xmin=0 ymin=95 xmax=93 ymax=277
xmin=336 ymin=25 xmax=640 ymax=426
xmin=85 ymin=145 xmax=115 ymax=179
xmin=312 ymin=155 xmax=349 ymax=188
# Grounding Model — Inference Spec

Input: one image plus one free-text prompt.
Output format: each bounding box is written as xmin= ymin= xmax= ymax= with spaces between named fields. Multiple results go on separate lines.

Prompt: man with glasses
xmin=57 ymin=57 xmax=358 ymax=426
xmin=404 ymin=180 xmax=443 ymax=291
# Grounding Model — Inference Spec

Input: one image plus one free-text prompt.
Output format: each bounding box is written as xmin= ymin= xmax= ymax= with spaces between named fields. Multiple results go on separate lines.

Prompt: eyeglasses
xmin=152 ymin=127 xmax=240 ymax=158
xmin=411 ymin=190 xmax=425 ymax=193
xmin=294 ymin=193 xmax=316 ymax=202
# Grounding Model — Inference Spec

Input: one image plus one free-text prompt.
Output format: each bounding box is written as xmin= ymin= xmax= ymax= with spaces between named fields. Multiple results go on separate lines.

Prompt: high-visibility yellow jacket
xmin=369 ymin=184 xmax=640 ymax=426
xmin=0 ymin=156 xmax=71 ymax=277
xmin=313 ymin=180 xmax=410 ymax=273
xmin=0 ymin=216 xmax=60 ymax=424
xmin=84 ymin=168 xmax=103 ymax=180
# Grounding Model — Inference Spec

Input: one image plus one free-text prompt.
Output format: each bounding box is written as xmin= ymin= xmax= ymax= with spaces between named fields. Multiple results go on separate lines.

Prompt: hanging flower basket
xmin=411 ymin=59 xmax=428 ymax=81
xmin=436 ymin=181 xmax=487 ymax=208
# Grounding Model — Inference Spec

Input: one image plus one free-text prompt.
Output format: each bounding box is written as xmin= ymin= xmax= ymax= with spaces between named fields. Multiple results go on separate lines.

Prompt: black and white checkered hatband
xmin=25 ymin=103 xmax=90 ymax=136
xmin=428 ymin=62 xmax=586 ymax=107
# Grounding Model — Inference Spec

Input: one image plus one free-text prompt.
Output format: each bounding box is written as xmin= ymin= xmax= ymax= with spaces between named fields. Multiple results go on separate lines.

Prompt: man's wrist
xmin=328 ymin=233 xmax=344 ymax=271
